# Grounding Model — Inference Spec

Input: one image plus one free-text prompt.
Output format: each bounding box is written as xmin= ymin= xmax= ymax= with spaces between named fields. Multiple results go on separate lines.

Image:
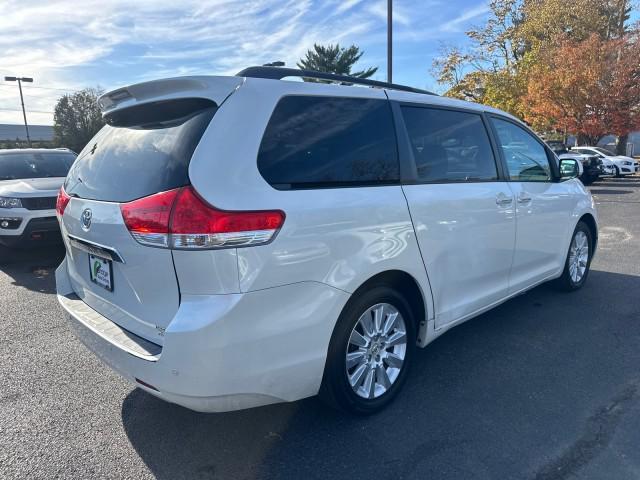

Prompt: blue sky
xmin=0 ymin=0 xmax=492 ymax=125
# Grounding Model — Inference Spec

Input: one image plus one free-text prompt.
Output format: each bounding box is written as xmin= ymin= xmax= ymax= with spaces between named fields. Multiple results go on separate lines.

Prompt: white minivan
xmin=56 ymin=67 xmax=597 ymax=414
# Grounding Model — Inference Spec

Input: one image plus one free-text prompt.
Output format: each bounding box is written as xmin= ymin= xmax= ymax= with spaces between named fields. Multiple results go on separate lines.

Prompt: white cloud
xmin=0 ymin=0 xmax=489 ymax=125
xmin=1 ymin=0 xmax=393 ymax=124
xmin=336 ymin=0 xmax=366 ymax=14
xmin=440 ymin=3 xmax=490 ymax=32
xmin=366 ymin=0 xmax=411 ymax=26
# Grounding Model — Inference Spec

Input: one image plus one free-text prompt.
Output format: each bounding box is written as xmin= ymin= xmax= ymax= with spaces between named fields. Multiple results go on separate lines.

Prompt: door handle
xmin=496 ymin=194 xmax=513 ymax=206
xmin=518 ymin=194 xmax=532 ymax=203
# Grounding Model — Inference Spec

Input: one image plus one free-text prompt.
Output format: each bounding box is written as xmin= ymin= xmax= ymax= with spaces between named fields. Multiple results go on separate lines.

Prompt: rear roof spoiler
xmin=98 ymin=76 xmax=243 ymax=115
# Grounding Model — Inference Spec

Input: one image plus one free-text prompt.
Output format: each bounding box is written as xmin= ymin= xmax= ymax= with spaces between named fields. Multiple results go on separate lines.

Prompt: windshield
xmin=0 ymin=152 xmax=76 ymax=180
xmin=593 ymin=147 xmax=615 ymax=156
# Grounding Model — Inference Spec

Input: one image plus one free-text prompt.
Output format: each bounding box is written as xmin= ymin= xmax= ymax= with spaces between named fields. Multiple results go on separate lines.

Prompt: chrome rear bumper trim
xmin=67 ymin=234 xmax=125 ymax=263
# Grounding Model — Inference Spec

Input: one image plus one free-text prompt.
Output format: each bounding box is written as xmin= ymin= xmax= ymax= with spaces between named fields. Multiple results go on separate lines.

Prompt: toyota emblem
xmin=81 ymin=208 xmax=92 ymax=231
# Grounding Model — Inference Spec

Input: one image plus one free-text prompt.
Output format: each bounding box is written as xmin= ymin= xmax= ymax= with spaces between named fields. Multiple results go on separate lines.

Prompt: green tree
xmin=297 ymin=43 xmax=378 ymax=79
xmin=432 ymin=0 xmax=637 ymax=146
xmin=53 ymin=88 xmax=104 ymax=153
xmin=432 ymin=0 xmax=526 ymax=115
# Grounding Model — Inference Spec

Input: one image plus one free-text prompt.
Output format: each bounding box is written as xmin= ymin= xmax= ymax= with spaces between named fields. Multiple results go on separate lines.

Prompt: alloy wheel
xmin=568 ymin=231 xmax=589 ymax=284
xmin=345 ymin=303 xmax=407 ymax=399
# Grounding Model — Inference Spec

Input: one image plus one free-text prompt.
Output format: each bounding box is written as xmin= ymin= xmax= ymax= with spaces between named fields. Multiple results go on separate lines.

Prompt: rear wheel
xmin=320 ymin=286 xmax=416 ymax=415
xmin=554 ymin=221 xmax=592 ymax=291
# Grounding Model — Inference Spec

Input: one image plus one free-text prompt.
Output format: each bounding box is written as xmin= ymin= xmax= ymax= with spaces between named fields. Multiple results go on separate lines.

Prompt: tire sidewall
xmin=322 ymin=285 xmax=416 ymax=414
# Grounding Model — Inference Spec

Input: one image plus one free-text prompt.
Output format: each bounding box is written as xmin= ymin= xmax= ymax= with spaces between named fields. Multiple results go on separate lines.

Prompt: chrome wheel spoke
xmin=385 ymin=331 xmax=406 ymax=348
xmin=349 ymin=363 xmax=368 ymax=388
xmin=346 ymin=350 xmax=367 ymax=368
xmin=376 ymin=365 xmax=392 ymax=389
xmin=385 ymin=352 xmax=404 ymax=368
xmin=349 ymin=330 xmax=368 ymax=348
xmin=360 ymin=312 xmax=375 ymax=338
xmin=373 ymin=305 xmax=384 ymax=334
xmin=382 ymin=312 xmax=398 ymax=335
xmin=362 ymin=367 xmax=375 ymax=399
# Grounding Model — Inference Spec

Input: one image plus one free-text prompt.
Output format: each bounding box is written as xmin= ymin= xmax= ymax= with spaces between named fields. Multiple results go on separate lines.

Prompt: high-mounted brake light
xmin=120 ymin=186 xmax=285 ymax=249
xmin=56 ymin=186 xmax=71 ymax=217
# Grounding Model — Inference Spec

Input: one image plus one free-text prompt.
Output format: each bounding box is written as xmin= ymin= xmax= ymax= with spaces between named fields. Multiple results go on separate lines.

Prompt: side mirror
xmin=559 ymin=158 xmax=580 ymax=180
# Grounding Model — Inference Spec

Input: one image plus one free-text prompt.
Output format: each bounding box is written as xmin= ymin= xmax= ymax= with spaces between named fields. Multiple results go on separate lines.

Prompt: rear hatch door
xmin=60 ymin=89 xmax=232 ymax=345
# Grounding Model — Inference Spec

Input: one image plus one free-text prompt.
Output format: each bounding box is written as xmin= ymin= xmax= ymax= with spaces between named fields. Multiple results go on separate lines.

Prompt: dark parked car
xmin=547 ymin=142 xmax=602 ymax=185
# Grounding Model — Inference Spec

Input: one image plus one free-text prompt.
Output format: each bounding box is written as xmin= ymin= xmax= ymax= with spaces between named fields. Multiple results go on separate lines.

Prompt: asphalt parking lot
xmin=1 ymin=177 xmax=639 ymax=480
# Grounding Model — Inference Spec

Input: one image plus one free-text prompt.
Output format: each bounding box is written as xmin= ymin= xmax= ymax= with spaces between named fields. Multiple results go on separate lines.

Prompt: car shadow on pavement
xmin=121 ymin=269 xmax=640 ymax=480
xmin=593 ymin=178 xmax=640 ymax=188
xmin=0 ymin=246 xmax=64 ymax=294
xmin=589 ymin=189 xmax=633 ymax=195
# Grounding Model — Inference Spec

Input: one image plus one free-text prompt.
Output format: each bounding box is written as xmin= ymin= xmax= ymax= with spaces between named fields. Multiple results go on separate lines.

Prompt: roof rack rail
xmin=235 ymin=66 xmax=436 ymax=96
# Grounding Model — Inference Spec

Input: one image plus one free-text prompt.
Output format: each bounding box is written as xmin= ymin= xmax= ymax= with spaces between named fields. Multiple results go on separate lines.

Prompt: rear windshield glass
xmin=257 ymin=95 xmax=399 ymax=189
xmin=64 ymin=100 xmax=216 ymax=202
xmin=0 ymin=152 xmax=76 ymax=180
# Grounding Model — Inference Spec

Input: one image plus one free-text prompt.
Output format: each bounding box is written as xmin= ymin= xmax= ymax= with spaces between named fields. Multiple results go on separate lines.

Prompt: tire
xmin=320 ymin=285 xmax=416 ymax=415
xmin=554 ymin=221 xmax=593 ymax=292
xmin=581 ymin=175 xmax=594 ymax=186
xmin=0 ymin=245 xmax=9 ymax=264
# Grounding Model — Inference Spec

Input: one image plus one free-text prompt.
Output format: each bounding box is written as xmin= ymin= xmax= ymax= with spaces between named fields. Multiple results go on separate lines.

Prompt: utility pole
xmin=387 ymin=0 xmax=392 ymax=83
xmin=4 ymin=76 xmax=33 ymax=147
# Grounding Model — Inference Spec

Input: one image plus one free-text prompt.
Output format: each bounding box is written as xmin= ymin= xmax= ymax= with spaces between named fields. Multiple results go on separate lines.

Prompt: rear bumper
xmin=56 ymin=257 xmax=349 ymax=412
xmin=0 ymin=215 xmax=61 ymax=248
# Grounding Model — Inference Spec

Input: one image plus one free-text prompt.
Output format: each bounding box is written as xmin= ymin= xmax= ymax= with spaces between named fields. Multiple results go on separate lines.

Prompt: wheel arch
xmin=578 ymin=212 xmax=598 ymax=252
xmin=339 ymin=270 xmax=429 ymax=346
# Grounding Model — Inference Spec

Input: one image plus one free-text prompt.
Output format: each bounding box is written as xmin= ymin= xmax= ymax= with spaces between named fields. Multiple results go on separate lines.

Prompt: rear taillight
xmin=120 ymin=189 xmax=179 ymax=247
xmin=56 ymin=187 xmax=71 ymax=217
xmin=120 ymin=186 xmax=285 ymax=250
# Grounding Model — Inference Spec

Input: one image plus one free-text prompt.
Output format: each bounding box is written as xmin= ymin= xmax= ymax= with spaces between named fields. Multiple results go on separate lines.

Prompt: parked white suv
xmin=56 ymin=68 xmax=598 ymax=414
xmin=571 ymin=146 xmax=639 ymax=176
xmin=0 ymin=148 xmax=76 ymax=259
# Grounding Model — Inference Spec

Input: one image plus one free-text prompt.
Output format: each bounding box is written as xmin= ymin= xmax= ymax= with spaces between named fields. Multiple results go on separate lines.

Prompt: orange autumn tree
xmin=526 ymin=32 xmax=640 ymax=146
xmin=604 ymin=31 xmax=640 ymax=143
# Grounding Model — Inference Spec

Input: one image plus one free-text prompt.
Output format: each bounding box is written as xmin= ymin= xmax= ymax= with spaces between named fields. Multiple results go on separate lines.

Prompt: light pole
xmin=4 ymin=76 xmax=33 ymax=147
xmin=387 ymin=0 xmax=392 ymax=83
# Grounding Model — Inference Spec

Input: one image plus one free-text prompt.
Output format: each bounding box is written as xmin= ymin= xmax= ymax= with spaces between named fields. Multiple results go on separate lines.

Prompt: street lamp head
xmin=4 ymin=76 xmax=33 ymax=82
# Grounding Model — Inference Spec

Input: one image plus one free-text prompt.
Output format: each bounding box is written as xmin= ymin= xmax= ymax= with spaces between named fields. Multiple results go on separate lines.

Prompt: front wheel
xmin=581 ymin=175 xmax=595 ymax=186
xmin=320 ymin=286 xmax=416 ymax=415
xmin=554 ymin=221 xmax=593 ymax=291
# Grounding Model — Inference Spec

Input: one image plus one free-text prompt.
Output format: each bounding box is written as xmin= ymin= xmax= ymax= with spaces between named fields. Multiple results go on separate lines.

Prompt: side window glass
xmin=258 ymin=96 xmax=399 ymax=189
xmin=492 ymin=118 xmax=552 ymax=182
xmin=400 ymin=107 xmax=498 ymax=182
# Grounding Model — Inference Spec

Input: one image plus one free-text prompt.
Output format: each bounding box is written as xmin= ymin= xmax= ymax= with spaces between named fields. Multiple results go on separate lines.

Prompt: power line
xmin=0 ymin=107 xmax=54 ymax=114
xmin=0 ymin=83 xmax=80 ymax=93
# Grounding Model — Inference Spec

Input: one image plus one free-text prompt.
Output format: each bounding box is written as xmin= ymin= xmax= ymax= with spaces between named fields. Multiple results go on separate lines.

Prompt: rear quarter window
xmin=257 ymin=95 xmax=399 ymax=189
